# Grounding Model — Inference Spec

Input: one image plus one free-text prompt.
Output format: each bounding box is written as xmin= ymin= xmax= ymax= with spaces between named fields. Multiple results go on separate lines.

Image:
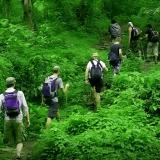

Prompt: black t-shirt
xmin=110 ymin=43 xmax=122 ymax=58
xmin=146 ymin=28 xmax=152 ymax=42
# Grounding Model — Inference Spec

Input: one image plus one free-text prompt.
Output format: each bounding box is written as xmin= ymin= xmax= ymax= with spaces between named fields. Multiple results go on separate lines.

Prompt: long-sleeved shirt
xmin=0 ymin=87 xmax=28 ymax=121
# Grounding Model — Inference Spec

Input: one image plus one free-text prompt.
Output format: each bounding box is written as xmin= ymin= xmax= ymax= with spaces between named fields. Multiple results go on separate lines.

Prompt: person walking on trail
xmin=41 ymin=66 xmax=69 ymax=131
xmin=85 ymin=53 xmax=108 ymax=112
xmin=108 ymin=37 xmax=123 ymax=76
xmin=144 ymin=24 xmax=159 ymax=64
xmin=0 ymin=77 xmax=30 ymax=160
xmin=128 ymin=22 xmax=142 ymax=57
xmin=108 ymin=19 xmax=121 ymax=43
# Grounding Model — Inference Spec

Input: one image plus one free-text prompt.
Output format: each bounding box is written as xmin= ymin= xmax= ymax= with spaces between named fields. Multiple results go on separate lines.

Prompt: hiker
xmin=108 ymin=37 xmax=123 ymax=76
xmin=128 ymin=22 xmax=142 ymax=57
xmin=85 ymin=52 xmax=108 ymax=112
xmin=0 ymin=77 xmax=30 ymax=159
xmin=108 ymin=19 xmax=121 ymax=42
xmin=41 ymin=66 xmax=69 ymax=130
xmin=144 ymin=24 xmax=159 ymax=63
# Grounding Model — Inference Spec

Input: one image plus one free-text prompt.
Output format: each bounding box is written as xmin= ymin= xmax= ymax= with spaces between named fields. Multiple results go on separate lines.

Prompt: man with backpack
xmin=108 ymin=19 xmax=121 ymax=42
xmin=128 ymin=22 xmax=142 ymax=57
xmin=144 ymin=24 xmax=159 ymax=63
xmin=108 ymin=37 xmax=123 ymax=76
xmin=41 ymin=66 xmax=69 ymax=130
xmin=85 ymin=53 xmax=108 ymax=112
xmin=0 ymin=77 xmax=30 ymax=159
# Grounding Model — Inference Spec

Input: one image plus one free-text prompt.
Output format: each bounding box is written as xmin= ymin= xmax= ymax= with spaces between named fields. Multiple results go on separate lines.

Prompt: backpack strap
xmin=90 ymin=60 xmax=95 ymax=68
xmin=3 ymin=90 xmax=18 ymax=96
xmin=97 ymin=60 xmax=102 ymax=68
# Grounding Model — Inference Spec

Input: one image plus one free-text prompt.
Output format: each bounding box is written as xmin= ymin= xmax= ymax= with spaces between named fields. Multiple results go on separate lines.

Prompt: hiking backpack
xmin=42 ymin=77 xmax=58 ymax=99
xmin=151 ymin=30 xmax=159 ymax=43
xmin=90 ymin=60 xmax=102 ymax=79
xmin=108 ymin=52 xmax=119 ymax=67
xmin=110 ymin=23 xmax=121 ymax=37
xmin=3 ymin=90 xmax=20 ymax=117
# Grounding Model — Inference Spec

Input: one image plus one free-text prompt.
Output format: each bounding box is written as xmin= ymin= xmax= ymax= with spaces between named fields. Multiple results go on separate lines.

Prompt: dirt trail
xmin=0 ymin=140 xmax=35 ymax=160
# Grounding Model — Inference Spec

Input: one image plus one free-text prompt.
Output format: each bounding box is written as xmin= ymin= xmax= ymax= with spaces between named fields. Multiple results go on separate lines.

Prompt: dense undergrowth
xmin=1 ymin=5 xmax=160 ymax=159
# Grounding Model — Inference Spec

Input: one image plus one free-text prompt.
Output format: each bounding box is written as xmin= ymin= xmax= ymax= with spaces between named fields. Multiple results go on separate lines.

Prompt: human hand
xmin=26 ymin=120 xmax=30 ymax=127
xmin=65 ymin=83 xmax=70 ymax=88
xmin=85 ymin=80 xmax=89 ymax=84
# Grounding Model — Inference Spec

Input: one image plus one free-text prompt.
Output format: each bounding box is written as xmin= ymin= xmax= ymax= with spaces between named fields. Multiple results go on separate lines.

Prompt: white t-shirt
xmin=86 ymin=59 xmax=106 ymax=70
xmin=86 ymin=59 xmax=106 ymax=78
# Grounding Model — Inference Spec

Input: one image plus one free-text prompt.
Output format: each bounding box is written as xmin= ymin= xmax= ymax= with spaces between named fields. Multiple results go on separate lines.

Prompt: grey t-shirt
xmin=48 ymin=76 xmax=64 ymax=102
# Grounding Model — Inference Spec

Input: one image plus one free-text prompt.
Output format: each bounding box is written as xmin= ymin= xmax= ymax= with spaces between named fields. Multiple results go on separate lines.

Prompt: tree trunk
xmin=4 ymin=0 xmax=11 ymax=19
xmin=21 ymin=0 xmax=34 ymax=30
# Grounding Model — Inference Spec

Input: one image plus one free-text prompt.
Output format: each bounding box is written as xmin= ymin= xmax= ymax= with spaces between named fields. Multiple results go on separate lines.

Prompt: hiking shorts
xmin=89 ymin=78 xmax=103 ymax=93
xmin=45 ymin=100 xmax=58 ymax=119
xmin=147 ymin=42 xmax=159 ymax=56
xmin=4 ymin=120 xmax=24 ymax=146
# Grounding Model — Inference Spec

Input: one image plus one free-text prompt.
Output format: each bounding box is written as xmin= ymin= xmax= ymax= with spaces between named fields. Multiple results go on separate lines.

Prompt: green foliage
xmin=24 ymin=103 xmax=48 ymax=139
xmin=31 ymin=107 xmax=160 ymax=160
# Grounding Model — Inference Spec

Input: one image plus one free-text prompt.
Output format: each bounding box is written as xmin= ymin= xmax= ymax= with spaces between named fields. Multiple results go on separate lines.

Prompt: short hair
xmin=147 ymin=24 xmax=152 ymax=28
xmin=115 ymin=37 xmax=121 ymax=42
xmin=6 ymin=83 xmax=14 ymax=88
xmin=111 ymin=19 xmax=116 ymax=24
xmin=53 ymin=70 xmax=59 ymax=73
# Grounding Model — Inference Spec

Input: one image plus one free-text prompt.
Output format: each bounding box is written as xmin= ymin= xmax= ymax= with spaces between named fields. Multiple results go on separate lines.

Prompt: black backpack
xmin=90 ymin=60 xmax=102 ymax=79
xmin=151 ymin=30 xmax=159 ymax=43
xmin=108 ymin=52 xmax=119 ymax=67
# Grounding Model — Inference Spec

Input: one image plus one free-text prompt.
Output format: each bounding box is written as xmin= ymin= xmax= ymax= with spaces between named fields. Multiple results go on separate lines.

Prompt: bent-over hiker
xmin=128 ymin=22 xmax=142 ymax=57
xmin=108 ymin=19 xmax=121 ymax=43
xmin=85 ymin=53 xmax=108 ymax=112
xmin=109 ymin=37 xmax=123 ymax=76
xmin=0 ymin=77 xmax=30 ymax=159
xmin=41 ymin=66 xmax=69 ymax=130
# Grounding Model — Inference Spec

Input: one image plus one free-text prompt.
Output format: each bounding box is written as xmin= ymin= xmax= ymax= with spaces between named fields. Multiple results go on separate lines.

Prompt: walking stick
xmin=140 ymin=40 xmax=145 ymax=60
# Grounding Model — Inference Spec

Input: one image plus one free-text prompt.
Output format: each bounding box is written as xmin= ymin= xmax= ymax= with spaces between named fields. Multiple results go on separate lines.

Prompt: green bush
xmin=30 ymin=107 xmax=160 ymax=160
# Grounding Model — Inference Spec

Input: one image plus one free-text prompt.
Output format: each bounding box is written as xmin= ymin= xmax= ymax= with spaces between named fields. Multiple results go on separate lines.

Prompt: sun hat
xmin=6 ymin=77 xmax=16 ymax=85
xmin=53 ymin=66 xmax=61 ymax=71
xmin=92 ymin=52 xmax=99 ymax=57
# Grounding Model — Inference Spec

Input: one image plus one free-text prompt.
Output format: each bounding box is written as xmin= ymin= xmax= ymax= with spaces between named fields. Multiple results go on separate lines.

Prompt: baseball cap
xmin=6 ymin=77 xmax=16 ymax=85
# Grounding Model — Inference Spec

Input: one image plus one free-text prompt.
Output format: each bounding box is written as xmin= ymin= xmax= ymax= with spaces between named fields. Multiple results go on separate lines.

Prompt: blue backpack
xmin=3 ymin=90 xmax=20 ymax=117
xmin=42 ymin=77 xmax=58 ymax=99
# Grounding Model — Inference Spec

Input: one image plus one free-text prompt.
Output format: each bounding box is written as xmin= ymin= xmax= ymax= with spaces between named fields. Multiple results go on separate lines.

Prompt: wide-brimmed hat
xmin=6 ymin=77 xmax=16 ymax=85
xmin=92 ymin=52 xmax=99 ymax=57
xmin=53 ymin=66 xmax=61 ymax=71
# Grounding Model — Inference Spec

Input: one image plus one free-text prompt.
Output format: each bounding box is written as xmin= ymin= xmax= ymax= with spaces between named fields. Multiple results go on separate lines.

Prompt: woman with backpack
xmin=128 ymin=22 xmax=142 ymax=57
xmin=108 ymin=37 xmax=123 ymax=76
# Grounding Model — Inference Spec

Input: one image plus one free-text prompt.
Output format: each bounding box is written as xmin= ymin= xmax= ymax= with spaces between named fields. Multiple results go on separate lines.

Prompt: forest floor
xmin=0 ymin=140 xmax=35 ymax=160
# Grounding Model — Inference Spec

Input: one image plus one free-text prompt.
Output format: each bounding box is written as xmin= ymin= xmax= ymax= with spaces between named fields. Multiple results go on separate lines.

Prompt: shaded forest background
xmin=0 ymin=0 xmax=160 ymax=102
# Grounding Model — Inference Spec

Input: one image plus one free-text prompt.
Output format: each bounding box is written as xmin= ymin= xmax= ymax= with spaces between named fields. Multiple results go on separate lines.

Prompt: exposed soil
xmin=0 ymin=140 xmax=35 ymax=160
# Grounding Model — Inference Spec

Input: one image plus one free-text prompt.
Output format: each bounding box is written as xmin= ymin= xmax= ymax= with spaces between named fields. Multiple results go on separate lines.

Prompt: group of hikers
xmin=0 ymin=20 xmax=159 ymax=159
xmin=109 ymin=19 xmax=159 ymax=64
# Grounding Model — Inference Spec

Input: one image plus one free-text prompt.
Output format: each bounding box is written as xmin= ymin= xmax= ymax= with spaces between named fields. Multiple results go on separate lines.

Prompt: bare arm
xmin=119 ymin=48 xmax=123 ymax=61
xmin=85 ymin=67 xmax=89 ymax=84
xmin=104 ymin=67 xmax=108 ymax=72
xmin=128 ymin=27 xmax=132 ymax=44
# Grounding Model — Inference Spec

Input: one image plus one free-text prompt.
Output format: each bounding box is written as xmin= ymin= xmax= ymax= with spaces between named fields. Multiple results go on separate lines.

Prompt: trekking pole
xmin=140 ymin=40 xmax=145 ymax=60
xmin=65 ymin=91 xmax=67 ymax=107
